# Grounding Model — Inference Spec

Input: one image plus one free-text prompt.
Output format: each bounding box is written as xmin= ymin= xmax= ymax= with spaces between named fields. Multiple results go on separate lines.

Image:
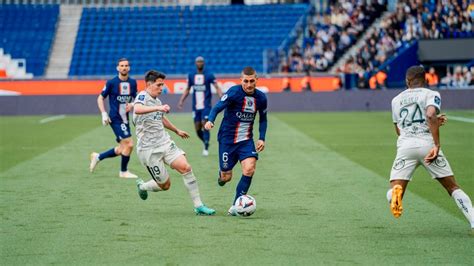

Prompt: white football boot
xmin=89 ymin=152 xmax=100 ymax=173
xmin=227 ymin=205 xmax=237 ymax=216
xmin=119 ymin=171 xmax=138 ymax=179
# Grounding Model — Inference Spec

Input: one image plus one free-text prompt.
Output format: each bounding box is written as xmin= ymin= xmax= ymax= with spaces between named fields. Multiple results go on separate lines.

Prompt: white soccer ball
xmin=234 ymin=195 xmax=256 ymax=217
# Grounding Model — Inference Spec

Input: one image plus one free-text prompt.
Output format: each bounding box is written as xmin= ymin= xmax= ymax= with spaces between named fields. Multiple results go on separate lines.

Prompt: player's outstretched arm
xmin=134 ymin=103 xmax=170 ymax=115
xmin=206 ymin=93 xmax=230 ymax=130
xmin=163 ymin=116 xmax=189 ymax=139
xmin=257 ymin=97 xmax=268 ymax=151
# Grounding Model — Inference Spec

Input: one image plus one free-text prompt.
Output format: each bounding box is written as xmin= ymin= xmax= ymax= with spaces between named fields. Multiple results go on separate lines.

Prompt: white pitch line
xmin=39 ymin=115 xmax=66 ymax=124
xmin=0 ymin=89 xmax=20 ymax=96
xmin=449 ymin=116 xmax=474 ymax=123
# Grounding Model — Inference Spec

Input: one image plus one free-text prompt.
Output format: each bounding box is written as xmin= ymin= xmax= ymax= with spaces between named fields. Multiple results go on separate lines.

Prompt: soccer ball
xmin=234 ymin=195 xmax=256 ymax=217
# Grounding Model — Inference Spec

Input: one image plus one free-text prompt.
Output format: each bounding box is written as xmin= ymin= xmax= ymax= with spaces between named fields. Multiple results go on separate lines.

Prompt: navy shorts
xmin=110 ymin=122 xmax=132 ymax=143
xmin=219 ymin=139 xmax=258 ymax=172
xmin=193 ymin=107 xmax=211 ymax=123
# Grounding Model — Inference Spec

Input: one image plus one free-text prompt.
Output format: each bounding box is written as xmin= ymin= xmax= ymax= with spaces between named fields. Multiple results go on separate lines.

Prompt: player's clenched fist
xmin=204 ymin=121 xmax=214 ymax=130
xmin=256 ymin=140 xmax=265 ymax=152
xmin=437 ymin=113 xmax=447 ymax=126
xmin=159 ymin=104 xmax=170 ymax=113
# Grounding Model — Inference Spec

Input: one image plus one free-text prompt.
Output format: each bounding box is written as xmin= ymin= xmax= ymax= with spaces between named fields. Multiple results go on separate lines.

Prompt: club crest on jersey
xmin=153 ymin=112 xmax=164 ymax=120
xmin=242 ymin=96 xmax=256 ymax=113
xmin=120 ymin=82 xmax=130 ymax=95
xmin=194 ymin=74 xmax=205 ymax=85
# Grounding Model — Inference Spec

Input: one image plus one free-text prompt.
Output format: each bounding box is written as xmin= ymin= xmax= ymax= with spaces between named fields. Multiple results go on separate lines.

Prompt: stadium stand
xmin=0 ymin=4 xmax=59 ymax=77
xmin=281 ymin=0 xmax=386 ymax=73
xmin=69 ymin=4 xmax=308 ymax=76
xmin=337 ymin=0 xmax=473 ymax=88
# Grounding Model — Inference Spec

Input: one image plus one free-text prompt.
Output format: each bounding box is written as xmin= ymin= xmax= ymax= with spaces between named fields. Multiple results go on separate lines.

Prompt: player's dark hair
xmin=242 ymin=66 xmax=257 ymax=76
xmin=117 ymin=58 xmax=129 ymax=65
xmin=145 ymin=70 xmax=166 ymax=83
xmin=406 ymin=65 xmax=426 ymax=87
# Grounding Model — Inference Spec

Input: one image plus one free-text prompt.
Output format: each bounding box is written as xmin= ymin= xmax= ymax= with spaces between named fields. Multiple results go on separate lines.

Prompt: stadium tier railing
xmin=0 ymin=0 xmax=230 ymax=5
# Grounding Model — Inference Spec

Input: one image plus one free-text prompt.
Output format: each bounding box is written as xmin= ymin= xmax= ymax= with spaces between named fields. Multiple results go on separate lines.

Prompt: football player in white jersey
xmin=132 ymin=70 xmax=215 ymax=215
xmin=387 ymin=65 xmax=473 ymax=230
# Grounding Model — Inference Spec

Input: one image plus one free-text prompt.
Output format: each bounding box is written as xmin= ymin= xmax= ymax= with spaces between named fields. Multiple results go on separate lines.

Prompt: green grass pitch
xmin=1 ymin=111 xmax=473 ymax=264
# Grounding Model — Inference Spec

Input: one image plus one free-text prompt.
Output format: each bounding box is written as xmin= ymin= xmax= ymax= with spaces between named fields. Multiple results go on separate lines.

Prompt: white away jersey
xmin=132 ymin=91 xmax=171 ymax=151
xmin=391 ymin=87 xmax=441 ymax=148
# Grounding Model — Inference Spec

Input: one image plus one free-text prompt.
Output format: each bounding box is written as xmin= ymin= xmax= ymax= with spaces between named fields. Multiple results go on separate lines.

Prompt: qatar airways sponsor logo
xmin=236 ymin=112 xmax=255 ymax=121
xmin=116 ymin=95 xmax=133 ymax=103
xmin=193 ymin=85 xmax=206 ymax=91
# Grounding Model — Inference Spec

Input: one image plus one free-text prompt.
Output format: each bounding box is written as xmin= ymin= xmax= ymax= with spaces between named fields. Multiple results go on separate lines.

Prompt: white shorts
xmin=390 ymin=146 xmax=454 ymax=181
xmin=137 ymin=141 xmax=185 ymax=184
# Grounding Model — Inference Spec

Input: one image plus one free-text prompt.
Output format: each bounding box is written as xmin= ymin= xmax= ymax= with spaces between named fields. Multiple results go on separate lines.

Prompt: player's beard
xmin=244 ymin=86 xmax=255 ymax=94
xmin=119 ymin=71 xmax=129 ymax=78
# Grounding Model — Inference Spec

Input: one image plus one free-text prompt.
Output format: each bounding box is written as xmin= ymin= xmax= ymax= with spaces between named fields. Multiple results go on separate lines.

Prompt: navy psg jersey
xmin=187 ymin=71 xmax=216 ymax=111
xmin=208 ymin=85 xmax=268 ymax=144
xmin=101 ymin=76 xmax=137 ymax=124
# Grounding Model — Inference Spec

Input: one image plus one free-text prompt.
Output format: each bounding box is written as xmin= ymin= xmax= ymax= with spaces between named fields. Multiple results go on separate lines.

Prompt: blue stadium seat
xmin=69 ymin=4 xmax=307 ymax=76
xmin=0 ymin=4 xmax=59 ymax=76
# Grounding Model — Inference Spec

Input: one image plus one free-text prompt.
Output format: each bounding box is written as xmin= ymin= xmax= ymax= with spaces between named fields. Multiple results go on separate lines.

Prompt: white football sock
xmin=140 ymin=180 xmax=162 ymax=192
xmin=451 ymin=189 xmax=474 ymax=227
xmin=182 ymin=170 xmax=203 ymax=208
xmin=386 ymin=188 xmax=393 ymax=203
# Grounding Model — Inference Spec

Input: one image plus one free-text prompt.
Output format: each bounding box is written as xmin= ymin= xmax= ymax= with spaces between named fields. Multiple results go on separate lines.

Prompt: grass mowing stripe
xmin=449 ymin=116 xmax=474 ymax=123
xmin=273 ymin=111 xmax=473 ymax=220
xmin=0 ymin=115 xmax=100 ymax=172
xmin=1 ymin=114 xmax=472 ymax=265
xmin=39 ymin=115 xmax=67 ymax=124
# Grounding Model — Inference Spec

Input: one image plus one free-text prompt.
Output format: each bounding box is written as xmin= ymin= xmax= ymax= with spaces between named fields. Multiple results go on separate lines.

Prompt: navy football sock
xmin=234 ymin=175 xmax=253 ymax=204
xmin=196 ymin=130 xmax=204 ymax=142
xmin=99 ymin=148 xmax=118 ymax=160
xmin=121 ymin=155 xmax=130 ymax=172
xmin=203 ymin=130 xmax=210 ymax=150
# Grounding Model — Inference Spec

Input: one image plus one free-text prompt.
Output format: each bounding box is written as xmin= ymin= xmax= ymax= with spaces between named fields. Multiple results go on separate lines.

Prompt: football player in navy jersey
xmin=178 ymin=56 xmax=222 ymax=156
xmin=204 ymin=66 xmax=268 ymax=215
xmin=89 ymin=58 xmax=138 ymax=178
